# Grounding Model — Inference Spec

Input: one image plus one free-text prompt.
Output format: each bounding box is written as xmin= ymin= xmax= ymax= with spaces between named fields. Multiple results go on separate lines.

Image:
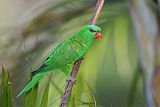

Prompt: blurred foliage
xmin=24 ymin=80 xmax=38 ymax=107
xmin=40 ymin=77 xmax=50 ymax=107
xmin=0 ymin=66 xmax=13 ymax=107
xmin=0 ymin=0 xmax=159 ymax=107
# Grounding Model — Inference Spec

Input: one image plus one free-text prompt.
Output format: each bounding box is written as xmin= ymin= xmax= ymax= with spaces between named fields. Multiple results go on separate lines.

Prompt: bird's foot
xmin=66 ymin=76 xmax=76 ymax=84
xmin=80 ymin=57 xmax=84 ymax=60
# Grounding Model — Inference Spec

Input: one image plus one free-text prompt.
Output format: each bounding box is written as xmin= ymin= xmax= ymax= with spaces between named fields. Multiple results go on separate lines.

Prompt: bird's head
xmin=84 ymin=25 xmax=102 ymax=39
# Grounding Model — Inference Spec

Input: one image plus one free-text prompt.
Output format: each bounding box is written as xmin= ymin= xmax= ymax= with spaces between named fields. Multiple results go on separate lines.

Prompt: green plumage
xmin=17 ymin=25 xmax=101 ymax=97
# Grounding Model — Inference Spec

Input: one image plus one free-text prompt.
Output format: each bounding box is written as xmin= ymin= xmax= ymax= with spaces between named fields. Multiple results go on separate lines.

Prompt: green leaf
xmin=87 ymin=84 xmax=96 ymax=107
xmin=1 ymin=66 xmax=7 ymax=107
xmin=24 ymin=88 xmax=32 ymax=107
xmin=31 ymin=83 xmax=38 ymax=107
xmin=24 ymin=78 xmax=38 ymax=107
xmin=7 ymin=73 xmax=13 ymax=107
xmin=71 ymin=94 xmax=76 ymax=107
xmin=66 ymin=92 xmax=72 ymax=107
xmin=40 ymin=80 xmax=50 ymax=107
xmin=1 ymin=66 xmax=13 ymax=107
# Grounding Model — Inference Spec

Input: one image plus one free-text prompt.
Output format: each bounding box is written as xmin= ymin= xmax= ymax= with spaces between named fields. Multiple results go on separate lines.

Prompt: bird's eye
xmin=89 ymin=29 xmax=96 ymax=32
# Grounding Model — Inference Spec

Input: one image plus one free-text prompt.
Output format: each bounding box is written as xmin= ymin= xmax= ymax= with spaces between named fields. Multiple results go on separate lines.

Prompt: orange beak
xmin=95 ymin=32 xmax=102 ymax=39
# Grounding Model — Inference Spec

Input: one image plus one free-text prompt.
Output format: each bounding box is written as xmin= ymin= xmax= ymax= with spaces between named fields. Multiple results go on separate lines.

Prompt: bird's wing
xmin=32 ymin=38 xmax=83 ymax=75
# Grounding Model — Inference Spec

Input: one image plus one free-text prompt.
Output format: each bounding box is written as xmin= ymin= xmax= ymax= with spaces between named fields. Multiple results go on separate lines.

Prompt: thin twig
xmin=59 ymin=0 xmax=104 ymax=107
xmin=59 ymin=58 xmax=83 ymax=107
xmin=90 ymin=0 xmax=105 ymax=25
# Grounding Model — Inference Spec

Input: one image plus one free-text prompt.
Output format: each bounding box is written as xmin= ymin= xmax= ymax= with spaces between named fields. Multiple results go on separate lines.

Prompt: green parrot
xmin=17 ymin=25 xmax=102 ymax=97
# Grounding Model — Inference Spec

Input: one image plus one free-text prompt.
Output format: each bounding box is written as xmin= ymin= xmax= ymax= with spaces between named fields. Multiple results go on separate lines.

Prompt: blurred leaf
xmin=127 ymin=63 xmax=145 ymax=107
xmin=87 ymin=83 xmax=96 ymax=107
xmin=129 ymin=0 xmax=159 ymax=106
xmin=1 ymin=66 xmax=7 ymax=107
xmin=7 ymin=73 xmax=13 ymax=107
xmin=40 ymin=80 xmax=50 ymax=107
xmin=24 ymin=78 xmax=38 ymax=107
xmin=50 ymin=77 xmax=63 ymax=95
xmin=21 ymin=1 xmax=92 ymax=38
xmin=153 ymin=71 xmax=160 ymax=106
xmin=71 ymin=94 xmax=76 ymax=107
xmin=1 ymin=66 xmax=13 ymax=107
xmin=66 ymin=92 xmax=72 ymax=107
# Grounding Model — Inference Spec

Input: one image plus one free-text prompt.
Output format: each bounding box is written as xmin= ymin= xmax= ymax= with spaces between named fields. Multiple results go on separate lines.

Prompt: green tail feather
xmin=17 ymin=73 xmax=45 ymax=98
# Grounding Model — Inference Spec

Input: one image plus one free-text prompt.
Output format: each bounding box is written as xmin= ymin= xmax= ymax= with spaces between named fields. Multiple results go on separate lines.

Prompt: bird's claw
xmin=66 ymin=76 xmax=76 ymax=84
xmin=80 ymin=57 xmax=84 ymax=60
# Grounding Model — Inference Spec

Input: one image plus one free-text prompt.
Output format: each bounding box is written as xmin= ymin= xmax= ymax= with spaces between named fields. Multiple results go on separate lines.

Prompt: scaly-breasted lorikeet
xmin=17 ymin=25 xmax=102 ymax=97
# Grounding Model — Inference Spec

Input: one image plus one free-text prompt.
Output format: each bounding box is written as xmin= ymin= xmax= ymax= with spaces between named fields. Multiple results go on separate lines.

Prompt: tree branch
xmin=59 ymin=0 xmax=104 ymax=107
xmin=90 ymin=0 xmax=105 ymax=25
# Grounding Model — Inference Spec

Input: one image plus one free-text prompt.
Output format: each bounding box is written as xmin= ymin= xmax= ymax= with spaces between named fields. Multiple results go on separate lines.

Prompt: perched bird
xmin=17 ymin=25 xmax=102 ymax=97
